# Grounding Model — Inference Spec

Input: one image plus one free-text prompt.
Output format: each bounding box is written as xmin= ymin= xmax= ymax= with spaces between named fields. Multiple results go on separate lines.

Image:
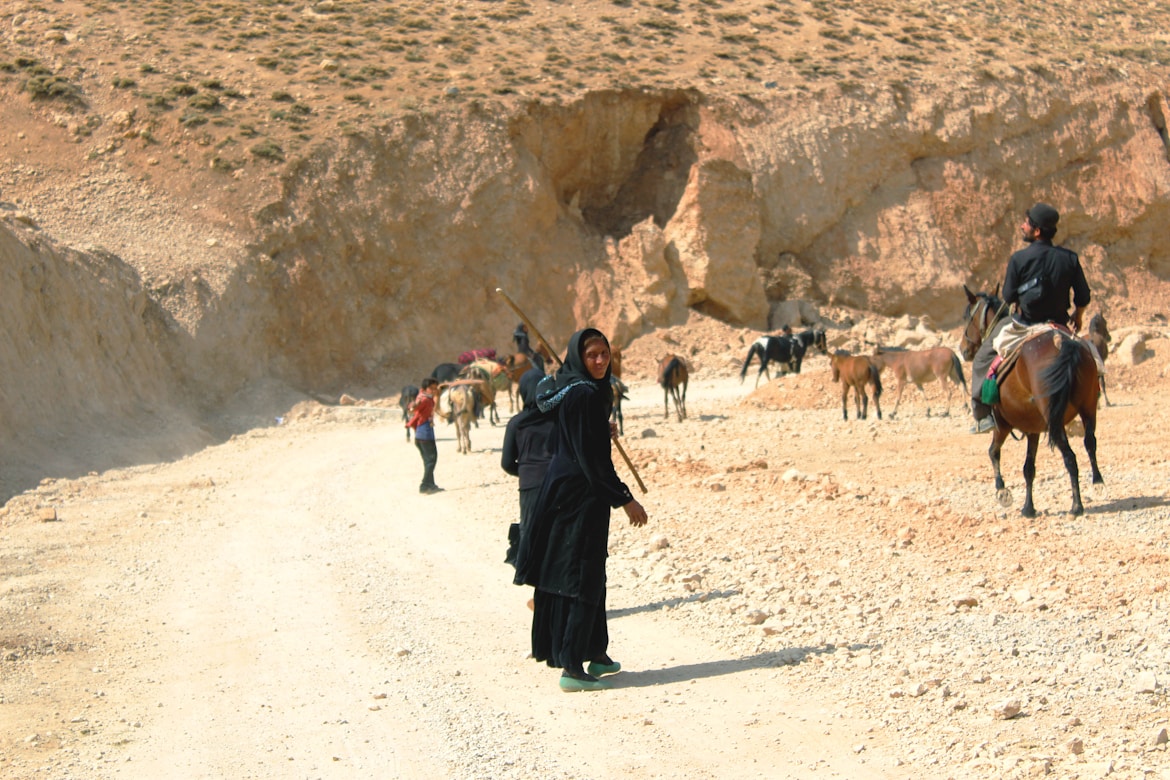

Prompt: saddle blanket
xmin=992 ymin=322 xmax=1104 ymax=374
xmin=458 ymin=348 xmax=497 ymax=364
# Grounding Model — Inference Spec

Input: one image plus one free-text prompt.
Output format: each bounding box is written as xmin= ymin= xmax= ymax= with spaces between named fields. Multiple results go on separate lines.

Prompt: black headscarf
xmin=536 ymin=328 xmax=612 ymax=414
xmin=518 ymin=366 xmax=545 ymax=410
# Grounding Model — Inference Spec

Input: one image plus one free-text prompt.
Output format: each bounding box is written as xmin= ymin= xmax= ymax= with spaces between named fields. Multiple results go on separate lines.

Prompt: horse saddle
xmin=982 ymin=324 xmax=1081 ymax=405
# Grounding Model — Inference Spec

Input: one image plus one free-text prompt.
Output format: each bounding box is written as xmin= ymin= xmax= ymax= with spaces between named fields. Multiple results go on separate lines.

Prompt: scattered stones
xmin=647 ymin=534 xmax=669 ymax=551
xmin=991 ymin=699 xmax=1022 ymax=720
xmin=1133 ymin=670 xmax=1157 ymax=694
xmin=1116 ymin=333 xmax=1149 ymax=365
xmin=744 ymin=610 xmax=768 ymax=625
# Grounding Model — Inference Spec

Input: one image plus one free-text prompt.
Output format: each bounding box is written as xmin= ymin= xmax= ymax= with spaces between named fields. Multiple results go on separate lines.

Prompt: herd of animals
xmin=397 ymin=343 xmax=690 ymax=453
xmin=396 ymin=291 xmax=1114 ymax=517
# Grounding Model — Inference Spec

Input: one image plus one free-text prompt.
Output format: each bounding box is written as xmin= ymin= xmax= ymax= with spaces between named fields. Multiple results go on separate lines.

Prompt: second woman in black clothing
xmin=501 ymin=367 xmax=556 ymax=566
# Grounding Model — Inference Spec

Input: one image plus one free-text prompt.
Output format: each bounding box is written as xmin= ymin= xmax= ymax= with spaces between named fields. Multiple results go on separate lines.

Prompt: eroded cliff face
xmin=248 ymin=73 xmax=1170 ymax=388
xmin=0 ymin=219 xmax=216 ymax=488
xmin=4 ymin=72 xmax=1170 ymax=485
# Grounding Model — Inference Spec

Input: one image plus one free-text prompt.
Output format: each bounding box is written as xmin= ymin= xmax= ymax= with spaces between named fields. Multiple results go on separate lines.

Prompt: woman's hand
xmin=609 ymin=421 xmax=620 ymax=439
xmin=622 ymin=499 xmax=648 ymax=528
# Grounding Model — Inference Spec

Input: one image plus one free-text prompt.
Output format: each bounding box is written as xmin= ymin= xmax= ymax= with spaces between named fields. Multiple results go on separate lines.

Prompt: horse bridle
xmin=962 ymin=295 xmax=1007 ymax=353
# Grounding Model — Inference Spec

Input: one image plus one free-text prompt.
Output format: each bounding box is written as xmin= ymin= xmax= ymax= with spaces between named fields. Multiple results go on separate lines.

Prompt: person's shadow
xmin=604 ymin=644 xmax=875 ymax=688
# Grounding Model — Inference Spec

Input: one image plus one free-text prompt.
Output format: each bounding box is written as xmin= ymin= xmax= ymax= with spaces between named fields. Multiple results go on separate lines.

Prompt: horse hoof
xmin=996 ymin=489 xmax=1013 ymax=507
xmin=1021 ymin=508 xmax=1036 ymax=519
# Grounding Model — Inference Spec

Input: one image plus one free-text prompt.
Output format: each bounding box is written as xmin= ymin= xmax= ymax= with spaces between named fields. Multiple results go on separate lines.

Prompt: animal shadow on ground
xmin=697 ymin=413 xmax=728 ymax=422
xmin=604 ymin=644 xmax=878 ymax=689
xmin=1080 ymin=495 xmax=1170 ymax=514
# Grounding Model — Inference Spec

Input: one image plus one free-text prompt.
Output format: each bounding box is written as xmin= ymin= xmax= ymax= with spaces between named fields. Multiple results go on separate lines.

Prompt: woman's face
xmin=582 ymin=337 xmax=611 ymax=380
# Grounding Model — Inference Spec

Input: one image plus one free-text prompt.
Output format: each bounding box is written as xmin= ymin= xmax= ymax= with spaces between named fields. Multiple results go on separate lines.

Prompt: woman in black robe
xmin=513 ymin=328 xmax=648 ymax=692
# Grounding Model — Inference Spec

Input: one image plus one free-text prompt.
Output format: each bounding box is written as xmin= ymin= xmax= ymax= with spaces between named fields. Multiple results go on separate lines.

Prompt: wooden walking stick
xmin=495 ymin=288 xmax=647 ymax=494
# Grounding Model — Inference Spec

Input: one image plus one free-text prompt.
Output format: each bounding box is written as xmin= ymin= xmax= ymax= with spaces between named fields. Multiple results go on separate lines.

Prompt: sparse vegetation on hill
xmin=2 ymin=0 xmax=1169 ymax=196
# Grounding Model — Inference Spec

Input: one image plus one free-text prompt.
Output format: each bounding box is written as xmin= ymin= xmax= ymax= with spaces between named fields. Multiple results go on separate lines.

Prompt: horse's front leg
xmin=663 ymin=389 xmax=670 ymax=420
xmin=889 ymin=380 xmax=905 ymax=419
xmin=840 ymin=385 xmax=849 ymax=420
xmin=1020 ymin=433 xmax=1041 ymax=518
xmin=859 ymin=389 xmax=868 ymax=420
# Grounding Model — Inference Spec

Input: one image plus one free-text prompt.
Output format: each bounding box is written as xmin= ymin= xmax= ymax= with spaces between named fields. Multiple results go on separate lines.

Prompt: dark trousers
xmin=970 ymin=318 xmax=1008 ymax=420
xmin=415 ymin=438 xmax=437 ymax=489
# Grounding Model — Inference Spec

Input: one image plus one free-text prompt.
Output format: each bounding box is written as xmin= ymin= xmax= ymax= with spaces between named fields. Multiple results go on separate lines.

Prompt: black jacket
xmin=1002 ymin=239 xmax=1091 ymax=325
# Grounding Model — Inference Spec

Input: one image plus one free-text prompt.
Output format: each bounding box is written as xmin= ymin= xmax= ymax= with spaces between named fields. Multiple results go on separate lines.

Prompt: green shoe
xmin=559 ymin=672 xmax=610 ymax=692
xmin=586 ymin=660 xmax=621 ymax=676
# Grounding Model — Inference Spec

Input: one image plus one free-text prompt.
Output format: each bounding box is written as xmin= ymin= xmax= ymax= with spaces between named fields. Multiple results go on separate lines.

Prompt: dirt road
xmin=2 ymin=376 xmax=901 ymax=779
xmin=6 ymin=340 xmax=1170 ymax=778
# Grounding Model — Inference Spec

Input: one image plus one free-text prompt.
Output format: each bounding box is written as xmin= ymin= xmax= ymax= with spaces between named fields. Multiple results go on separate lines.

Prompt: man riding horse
xmin=513 ymin=322 xmax=545 ymax=372
xmin=969 ymin=202 xmax=1091 ymax=434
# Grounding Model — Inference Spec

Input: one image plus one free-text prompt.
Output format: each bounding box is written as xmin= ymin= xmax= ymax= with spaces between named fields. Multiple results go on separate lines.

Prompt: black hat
xmin=1027 ymin=202 xmax=1060 ymax=231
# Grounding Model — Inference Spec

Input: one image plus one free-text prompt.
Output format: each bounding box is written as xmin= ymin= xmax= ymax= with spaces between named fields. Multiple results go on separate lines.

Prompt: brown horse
xmin=961 ymin=285 xmax=1103 ymax=517
xmin=503 ymin=352 xmax=537 ymax=412
xmin=1087 ymin=312 xmax=1111 ymax=407
xmin=610 ymin=344 xmax=623 ymax=379
xmin=869 ymin=346 xmax=966 ymax=418
xmin=658 ymin=354 xmax=688 ymax=421
xmin=829 ymin=351 xmax=882 ymax=420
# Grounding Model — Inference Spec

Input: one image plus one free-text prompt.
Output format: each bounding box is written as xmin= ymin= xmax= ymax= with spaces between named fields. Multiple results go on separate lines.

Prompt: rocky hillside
xmin=3 ymin=1 xmax=1170 ymax=496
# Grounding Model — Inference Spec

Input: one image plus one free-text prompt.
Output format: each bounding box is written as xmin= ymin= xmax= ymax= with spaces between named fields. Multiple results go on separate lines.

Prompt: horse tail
xmin=739 ymin=347 xmax=757 ymax=383
xmin=869 ymin=363 xmax=883 ymax=397
xmin=1038 ymin=336 xmax=1084 ymax=447
xmin=950 ymin=352 xmax=966 ymax=387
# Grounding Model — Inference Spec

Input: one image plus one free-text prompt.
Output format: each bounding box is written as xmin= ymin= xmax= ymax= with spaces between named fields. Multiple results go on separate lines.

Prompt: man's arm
xmin=1002 ymin=256 xmax=1021 ymax=307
